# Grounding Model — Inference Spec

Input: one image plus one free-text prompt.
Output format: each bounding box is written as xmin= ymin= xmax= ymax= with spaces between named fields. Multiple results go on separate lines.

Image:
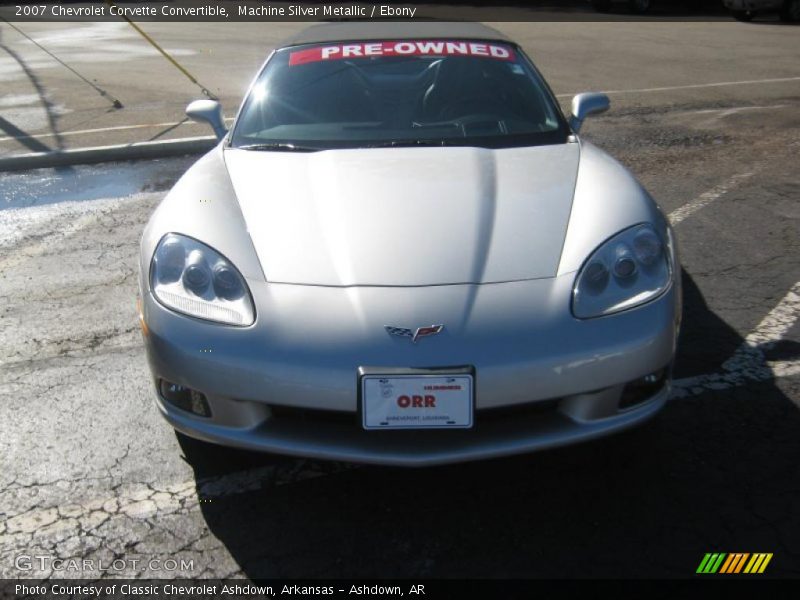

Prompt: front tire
xmin=175 ymin=430 xmax=218 ymax=463
xmin=780 ymin=0 xmax=800 ymax=21
xmin=731 ymin=9 xmax=755 ymax=20
xmin=629 ymin=0 xmax=652 ymax=13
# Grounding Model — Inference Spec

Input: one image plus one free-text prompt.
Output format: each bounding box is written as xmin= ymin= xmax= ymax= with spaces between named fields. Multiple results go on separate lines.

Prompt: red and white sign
xmin=361 ymin=373 xmax=474 ymax=430
xmin=289 ymin=40 xmax=515 ymax=66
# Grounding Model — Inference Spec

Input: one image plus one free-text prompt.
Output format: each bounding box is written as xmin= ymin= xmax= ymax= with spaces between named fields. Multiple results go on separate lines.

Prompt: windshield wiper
xmin=365 ymin=139 xmax=462 ymax=148
xmin=235 ymin=142 xmax=321 ymax=152
xmin=236 ymin=140 xmax=462 ymax=151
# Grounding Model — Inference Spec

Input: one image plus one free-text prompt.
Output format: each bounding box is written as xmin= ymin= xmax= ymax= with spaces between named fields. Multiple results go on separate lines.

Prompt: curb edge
xmin=0 ymin=136 xmax=218 ymax=172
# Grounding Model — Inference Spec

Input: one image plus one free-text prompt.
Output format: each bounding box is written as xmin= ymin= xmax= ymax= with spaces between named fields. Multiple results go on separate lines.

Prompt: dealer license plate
xmin=361 ymin=373 xmax=474 ymax=430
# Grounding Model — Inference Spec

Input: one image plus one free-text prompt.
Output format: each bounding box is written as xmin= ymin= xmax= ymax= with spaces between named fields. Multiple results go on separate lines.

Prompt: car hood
xmin=224 ymin=144 xmax=580 ymax=286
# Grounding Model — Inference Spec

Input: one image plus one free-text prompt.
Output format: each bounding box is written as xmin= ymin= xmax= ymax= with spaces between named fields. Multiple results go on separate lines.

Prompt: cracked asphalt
xmin=1 ymin=22 xmax=799 ymax=580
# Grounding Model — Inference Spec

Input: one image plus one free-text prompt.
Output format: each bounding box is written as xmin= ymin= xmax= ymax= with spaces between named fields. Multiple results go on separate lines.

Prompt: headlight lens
xmin=572 ymin=223 xmax=671 ymax=319
xmin=151 ymin=234 xmax=255 ymax=326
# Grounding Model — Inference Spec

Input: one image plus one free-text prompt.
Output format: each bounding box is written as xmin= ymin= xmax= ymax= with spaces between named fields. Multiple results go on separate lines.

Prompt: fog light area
xmin=619 ymin=368 xmax=668 ymax=410
xmin=158 ymin=379 xmax=212 ymax=417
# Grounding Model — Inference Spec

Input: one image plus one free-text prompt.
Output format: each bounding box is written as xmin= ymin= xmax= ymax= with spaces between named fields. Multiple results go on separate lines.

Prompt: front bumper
xmin=141 ymin=274 xmax=679 ymax=466
xmin=158 ymin=384 xmax=669 ymax=467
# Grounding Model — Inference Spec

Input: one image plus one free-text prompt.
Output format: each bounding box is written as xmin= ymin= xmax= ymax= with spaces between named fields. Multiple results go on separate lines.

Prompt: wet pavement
xmin=0 ymin=156 xmax=194 ymax=209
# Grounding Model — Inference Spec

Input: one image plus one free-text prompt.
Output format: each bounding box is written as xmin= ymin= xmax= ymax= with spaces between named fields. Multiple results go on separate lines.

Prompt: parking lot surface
xmin=0 ymin=21 xmax=799 ymax=579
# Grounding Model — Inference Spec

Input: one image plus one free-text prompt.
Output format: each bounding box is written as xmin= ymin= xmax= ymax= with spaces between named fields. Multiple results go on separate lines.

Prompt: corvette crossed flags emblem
xmin=385 ymin=324 xmax=444 ymax=343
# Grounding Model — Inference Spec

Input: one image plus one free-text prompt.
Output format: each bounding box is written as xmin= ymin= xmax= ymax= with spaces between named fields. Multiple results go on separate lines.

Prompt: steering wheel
xmin=451 ymin=113 xmax=510 ymax=136
xmin=430 ymin=92 xmax=507 ymax=118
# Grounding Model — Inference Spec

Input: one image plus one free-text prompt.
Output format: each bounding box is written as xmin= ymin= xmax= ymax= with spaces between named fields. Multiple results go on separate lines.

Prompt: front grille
xmin=267 ymin=398 xmax=560 ymax=428
xmin=269 ymin=404 xmax=357 ymax=425
xmin=476 ymin=399 xmax=560 ymax=422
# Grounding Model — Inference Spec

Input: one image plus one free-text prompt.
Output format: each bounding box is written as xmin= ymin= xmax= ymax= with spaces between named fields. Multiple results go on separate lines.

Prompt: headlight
xmin=572 ymin=223 xmax=671 ymax=319
xmin=150 ymin=234 xmax=255 ymax=326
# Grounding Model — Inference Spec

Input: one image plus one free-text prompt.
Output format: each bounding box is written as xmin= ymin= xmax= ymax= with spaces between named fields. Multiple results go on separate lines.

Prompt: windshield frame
xmin=227 ymin=38 xmax=572 ymax=151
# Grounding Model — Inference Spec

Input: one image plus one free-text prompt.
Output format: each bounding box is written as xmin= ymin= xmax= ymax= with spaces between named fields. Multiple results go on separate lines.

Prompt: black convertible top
xmin=281 ymin=22 xmax=511 ymax=47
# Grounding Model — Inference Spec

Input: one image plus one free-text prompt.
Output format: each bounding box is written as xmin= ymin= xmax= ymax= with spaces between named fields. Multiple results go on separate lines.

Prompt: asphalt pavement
xmin=0 ymin=20 xmax=799 ymax=579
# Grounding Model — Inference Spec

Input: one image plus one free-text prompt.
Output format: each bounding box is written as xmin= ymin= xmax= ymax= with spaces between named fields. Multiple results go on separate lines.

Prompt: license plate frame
xmin=358 ymin=366 xmax=475 ymax=431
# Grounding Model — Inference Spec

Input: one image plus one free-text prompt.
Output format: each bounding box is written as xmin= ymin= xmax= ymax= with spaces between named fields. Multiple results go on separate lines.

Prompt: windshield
xmin=230 ymin=40 xmax=569 ymax=150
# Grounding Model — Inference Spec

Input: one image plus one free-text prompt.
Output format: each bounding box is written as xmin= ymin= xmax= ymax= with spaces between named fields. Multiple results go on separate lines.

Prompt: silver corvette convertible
xmin=138 ymin=22 xmax=681 ymax=466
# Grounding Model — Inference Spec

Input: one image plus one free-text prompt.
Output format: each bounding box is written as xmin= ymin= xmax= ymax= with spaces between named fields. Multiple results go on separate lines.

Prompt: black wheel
xmin=780 ymin=0 xmax=800 ymax=21
xmin=175 ymin=430 xmax=218 ymax=461
xmin=731 ymin=9 xmax=754 ymax=20
xmin=591 ymin=0 xmax=613 ymax=12
xmin=629 ymin=0 xmax=652 ymax=13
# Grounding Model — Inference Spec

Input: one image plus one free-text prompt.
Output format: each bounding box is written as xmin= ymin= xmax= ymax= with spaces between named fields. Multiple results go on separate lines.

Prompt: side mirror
xmin=186 ymin=99 xmax=227 ymax=140
xmin=569 ymin=93 xmax=610 ymax=134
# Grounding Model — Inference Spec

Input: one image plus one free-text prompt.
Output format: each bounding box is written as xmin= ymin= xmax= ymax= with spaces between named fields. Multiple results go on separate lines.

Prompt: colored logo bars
xmin=696 ymin=553 xmax=773 ymax=574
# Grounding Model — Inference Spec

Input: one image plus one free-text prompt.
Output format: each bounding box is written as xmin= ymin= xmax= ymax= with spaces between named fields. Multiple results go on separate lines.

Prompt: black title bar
xmin=0 ymin=1 xmax=733 ymax=22
xmin=0 ymin=579 xmax=791 ymax=600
